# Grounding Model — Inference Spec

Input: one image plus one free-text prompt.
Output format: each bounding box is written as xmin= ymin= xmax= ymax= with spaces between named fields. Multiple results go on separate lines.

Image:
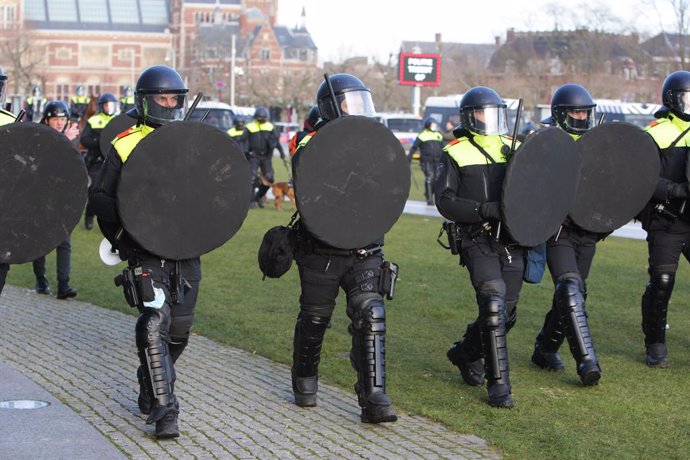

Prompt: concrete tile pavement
xmin=0 ymin=285 xmax=500 ymax=459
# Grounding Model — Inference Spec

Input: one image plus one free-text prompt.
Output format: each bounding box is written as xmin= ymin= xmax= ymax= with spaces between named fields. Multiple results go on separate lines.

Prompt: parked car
xmin=374 ymin=112 xmax=424 ymax=153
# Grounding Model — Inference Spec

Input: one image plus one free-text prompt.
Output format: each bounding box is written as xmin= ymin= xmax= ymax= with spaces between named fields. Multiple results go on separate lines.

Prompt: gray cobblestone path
xmin=0 ymin=285 xmax=500 ymax=459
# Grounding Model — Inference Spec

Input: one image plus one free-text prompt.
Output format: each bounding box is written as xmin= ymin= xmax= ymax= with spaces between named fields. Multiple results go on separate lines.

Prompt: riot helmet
xmin=316 ymin=73 xmax=375 ymax=120
xmin=124 ymin=85 xmax=134 ymax=98
xmin=459 ymin=86 xmax=508 ymax=136
xmin=31 ymin=85 xmax=41 ymax=98
xmin=550 ymin=83 xmax=596 ymax=134
xmin=254 ymin=106 xmax=269 ymax=123
xmin=661 ymin=71 xmax=690 ymax=121
xmin=97 ymin=92 xmax=117 ymax=115
xmin=134 ymin=65 xmax=188 ymax=127
xmin=0 ymin=66 xmax=7 ymax=107
xmin=304 ymin=105 xmax=320 ymax=131
xmin=233 ymin=117 xmax=245 ymax=129
xmin=41 ymin=100 xmax=69 ymax=123
xmin=423 ymin=116 xmax=438 ymax=131
xmin=76 ymin=84 xmax=86 ymax=97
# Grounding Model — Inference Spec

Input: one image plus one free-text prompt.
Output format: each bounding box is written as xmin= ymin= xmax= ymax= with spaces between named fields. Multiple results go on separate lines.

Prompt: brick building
xmin=0 ymin=0 xmax=318 ymax=107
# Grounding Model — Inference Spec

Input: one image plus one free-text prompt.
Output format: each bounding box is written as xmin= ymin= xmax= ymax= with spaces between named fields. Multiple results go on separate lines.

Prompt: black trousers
xmin=0 ymin=263 xmax=8 ymax=295
xmin=33 ymin=236 xmax=72 ymax=285
xmin=546 ymin=226 xmax=599 ymax=287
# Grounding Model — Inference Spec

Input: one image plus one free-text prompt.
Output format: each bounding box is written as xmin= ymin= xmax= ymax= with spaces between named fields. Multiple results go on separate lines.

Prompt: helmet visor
xmin=102 ymin=101 xmax=116 ymax=115
xmin=142 ymin=93 xmax=187 ymax=125
xmin=340 ymin=90 xmax=376 ymax=117
xmin=671 ymin=90 xmax=690 ymax=116
xmin=464 ymin=106 xmax=508 ymax=135
xmin=562 ymin=107 xmax=596 ymax=133
xmin=0 ymin=76 xmax=6 ymax=107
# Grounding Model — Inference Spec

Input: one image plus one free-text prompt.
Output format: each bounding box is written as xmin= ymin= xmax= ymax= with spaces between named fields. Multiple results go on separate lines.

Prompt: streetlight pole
xmin=230 ymin=34 xmax=236 ymax=107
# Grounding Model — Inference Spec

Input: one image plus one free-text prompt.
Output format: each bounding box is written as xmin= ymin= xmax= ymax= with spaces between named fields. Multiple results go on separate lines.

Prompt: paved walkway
xmin=0 ymin=285 xmax=500 ymax=459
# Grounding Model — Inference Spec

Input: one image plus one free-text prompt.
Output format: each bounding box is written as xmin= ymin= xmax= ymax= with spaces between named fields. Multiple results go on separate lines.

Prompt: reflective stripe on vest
xmin=227 ymin=127 xmax=243 ymax=137
xmin=418 ymin=129 xmax=443 ymax=142
xmin=246 ymin=121 xmax=274 ymax=133
xmin=645 ymin=115 xmax=690 ymax=149
xmin=113 ymin=124 xmax=154 ymax=163
xmin=444 ymin=135 xmax=511 ymax=167
xmin=0 ymin=108 xmax=16 ymax=126
xmin=297 ymin=131 xmax=316 ymax=149
xmin=87 ymin=112 xmax=115 ymax=129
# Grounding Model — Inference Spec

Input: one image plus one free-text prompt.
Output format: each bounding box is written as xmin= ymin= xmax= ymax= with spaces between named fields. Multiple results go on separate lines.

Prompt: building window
xmin=118 ymin=48 xmax=135 ymax=61
xmin=55 ymin=84 xmax=69 ymax=101
xmin=87 ymin=85 xmax=101 ymax=96
xmin=55 ymin=47 xmax=73 ymax=60
xmin=261 ymin=49 xmax=270 ymax=60
xmin=0 ymin=6 xmax=16 ymax=29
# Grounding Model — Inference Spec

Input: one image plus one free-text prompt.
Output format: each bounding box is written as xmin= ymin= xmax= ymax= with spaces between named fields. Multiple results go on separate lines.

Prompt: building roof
xmin=641 ymin=32 xmax=690 ymax=59
xmin=273 ymin=25 xmax=316 ymax=50
xmin=24 ymin=0 xmax=171 ymax=32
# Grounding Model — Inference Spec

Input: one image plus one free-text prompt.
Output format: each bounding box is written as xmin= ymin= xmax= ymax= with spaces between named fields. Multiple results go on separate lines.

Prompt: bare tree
xmin=0 ymin=29 xmax=45 ymax=94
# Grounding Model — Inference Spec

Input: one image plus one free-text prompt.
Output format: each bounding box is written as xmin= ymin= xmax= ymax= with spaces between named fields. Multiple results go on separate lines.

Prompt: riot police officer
xmin=91 ymin=65 xmax=200 ymax=439
xmin=440 ymin=87 xmax=524 ymax=408
xmin=24 ymin=85 xmax=45 ymax=122
xmin=70 ymin=84 xmax=90 ymax=121
xmin=637 ymin=71 xmax=690 ymax=368
xmin=530 ymin=84 xmax=602 ymax=386
xmin=227 ymin=117 xmax=248 ymax=156
xmin=290 ymin=73 xmax=398 ymax=423
xmin=0 ymin=66 xmax=16 ymax=295
xmin=408 ymin=117 xmax=444 ymax=205
xmin=32 ymin=101 xmax=79 ymax=299
xmin=80 ymin=92 xmax=118 ymax=230
xmin=120 ymin=85 xmax=135 ymax=112
xmin=288 ymin=105 xmax=319 ymax=156
xmin=245 ymin=106 xmax=285 ymax=207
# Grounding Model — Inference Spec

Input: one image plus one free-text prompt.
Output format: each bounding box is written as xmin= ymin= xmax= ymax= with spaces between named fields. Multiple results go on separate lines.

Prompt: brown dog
xmin=258 ymin=174 xmax=295 ymax=210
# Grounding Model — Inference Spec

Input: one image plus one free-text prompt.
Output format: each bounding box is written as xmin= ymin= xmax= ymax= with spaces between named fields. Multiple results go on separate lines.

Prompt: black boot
xmin=349 ymin=297 xmax=397 ymax=423
xmin=35 ymin=276 xmax=51 ymax=295
xmin=57 ymin=280 xmax=77 ymax=299
xmin=478 ymin=288 xmax=513 ymax=408
xmin=557 ymin=275 xmax=601 ymax=386
xmin=641 ymin=274 xmax=673 ymax=368
xmin=447 ymin=322 xmax=485 ymax=386
xmin=532 ymin=304 xmax=566 ymax=372
xmin=154 ymin=395 xmax=179 ymax=439
xmin=291 ymin=313 xmax=329 ymax=407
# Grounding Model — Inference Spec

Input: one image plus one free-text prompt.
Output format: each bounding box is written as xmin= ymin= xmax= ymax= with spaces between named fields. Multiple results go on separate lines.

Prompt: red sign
xmin=399 ymin=53 xmax=441 ymax=87
xmin=215 ymin=81 xmax=226 ymax=89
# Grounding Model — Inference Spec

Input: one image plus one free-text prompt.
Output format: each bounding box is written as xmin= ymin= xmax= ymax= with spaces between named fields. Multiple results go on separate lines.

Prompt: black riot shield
xmin=117 ymin=121 xmax=251 ymax=260
xmin=502 ymin=127 xmax=581 ymax=247
xmin=569 ymin=122 xmax=659 ymax=233
xmin=293 ymin=116 xmax=411 ymax=249
xmin=0 ymin=123 xmax=88 ymax=264
xmin=99 ymin=113 xmax=137 ymax=156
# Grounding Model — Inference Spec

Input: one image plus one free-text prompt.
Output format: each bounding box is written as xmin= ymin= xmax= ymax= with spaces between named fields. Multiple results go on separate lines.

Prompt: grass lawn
xmin=7 ymin=172 xmax=690 ymax=459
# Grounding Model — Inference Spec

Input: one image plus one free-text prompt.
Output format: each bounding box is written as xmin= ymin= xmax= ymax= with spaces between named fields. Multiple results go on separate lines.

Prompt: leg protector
xmin=136 ymin=308 xmax=177 ymax=424
xmin=477 ymin=281 xmax=513 ymax=408
xmin=556 ymin=273 xmax=601 ymax=385
xmin=532 ymin=296 xmax=566 ymax=372
xmin=641 ymin=272 xmax=674 ymax=368
xmin=446 ymin=321 xmax=485 ymax=386
xmin=291 ymin=313 xmax=330 ymax=407
xmin=347 ymin=293 xmax=397 ymax=423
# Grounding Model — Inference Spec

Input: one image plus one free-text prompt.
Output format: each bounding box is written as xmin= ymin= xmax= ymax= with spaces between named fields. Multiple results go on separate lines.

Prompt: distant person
xmin=70 ymin=84 xmax=90 ymax=121
xmin=24 ymin=85 xmax=46 ymax=122
xmin=408 ymin=117 xmax=443 ymax=205
xmin=227 ymin=117 xmax=248 ymax=157
xmin=80 ymin=92 xmax=118 ymax=230
xmin=120 ymin=85 xmax=135 ymax=112
xmin=289 ymin=105 xmax=319 ymax=156
xmin=32 ymin=101 xmax=79 ymax=299
xmin=244 ymin=106 xmax=285 ymax=208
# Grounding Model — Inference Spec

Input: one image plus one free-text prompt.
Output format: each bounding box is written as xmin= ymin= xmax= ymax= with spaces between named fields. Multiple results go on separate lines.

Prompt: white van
xmin=374 ymin=112 xmax=424 ymax=152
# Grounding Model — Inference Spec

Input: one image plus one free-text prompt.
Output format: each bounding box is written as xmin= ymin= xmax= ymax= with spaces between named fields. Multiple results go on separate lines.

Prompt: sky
xmin=277 ymin=0 xmax=681 ymax=63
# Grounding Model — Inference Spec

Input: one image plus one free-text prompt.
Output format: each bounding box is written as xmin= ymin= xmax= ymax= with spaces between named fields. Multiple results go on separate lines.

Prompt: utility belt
xmin=85 ymin=153 xmax=104 ymax=167
xmin=653 ymin=198 xmax=687 ymax=220
xmin=301 ymin=237 xmax=383 ymax=259
xmin=437 ymin=221 xmax=492 ymax=254
xmin=114 ymin=259 xmax=191 ymax=310
xmin=249 ymin=150 xmax=270 ymax=158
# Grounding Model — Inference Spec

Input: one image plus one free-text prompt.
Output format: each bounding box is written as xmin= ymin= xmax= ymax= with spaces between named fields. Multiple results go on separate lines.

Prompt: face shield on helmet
xmin=141 ymin=93 xmax=187 ymax=126
xmin=556 ymin=107 xmax=596 ymax=134
xmin=462 ymin=106 xmax=508 ymax=136
xmin=668 ymin=90 xmax=690 ymax=117
xmin=337 ymin=90 xmax=375 ymax=117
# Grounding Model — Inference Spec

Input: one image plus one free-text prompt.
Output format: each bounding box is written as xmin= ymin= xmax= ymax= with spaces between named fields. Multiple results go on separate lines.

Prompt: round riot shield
xmin=502 ymin=127 xmax=581 ymax=247
xmin=293 ymin=116 xmax=411 ymax=249
xmin=0 ymin=123 xmax=88 ymax=264
xmin=99 ymin=113 xmax=137 ymax=156
xmin=117 ymin=121 xmax=251 ymax=260
xmin=569 ymin=122 xmax=659 ymax=233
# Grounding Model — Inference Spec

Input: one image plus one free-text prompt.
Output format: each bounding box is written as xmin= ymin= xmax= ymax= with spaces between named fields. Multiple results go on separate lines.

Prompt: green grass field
xmin=7 ymin=165 xmax=690 ymax=458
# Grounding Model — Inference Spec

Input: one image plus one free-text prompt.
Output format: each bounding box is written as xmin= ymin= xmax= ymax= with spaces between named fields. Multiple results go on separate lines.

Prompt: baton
xmin=184 ymin=92 xmax=203 ymax=121
xmin=324 ymin=73 xmax=342 ymax=118
xmin=14 ymin=110 xmax=25 ymax=123
xmin=510 ymin=99 xmax=523 ymax=154
xmin=598 ymin=113 xmax=606 ymax=125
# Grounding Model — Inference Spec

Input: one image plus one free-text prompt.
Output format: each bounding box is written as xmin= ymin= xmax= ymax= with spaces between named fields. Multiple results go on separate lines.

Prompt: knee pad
xmin=348 ymin=293 xmax=386 ymax=335
xmin=648 ymin=272 xmax=675 ymax=300
xmin=135 ymin=308 xmax=170 ymax=349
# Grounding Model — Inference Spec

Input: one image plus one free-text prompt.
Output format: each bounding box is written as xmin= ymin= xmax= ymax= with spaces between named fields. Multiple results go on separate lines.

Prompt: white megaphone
xmin=99 ymin=238 xmax=122 ymax=266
